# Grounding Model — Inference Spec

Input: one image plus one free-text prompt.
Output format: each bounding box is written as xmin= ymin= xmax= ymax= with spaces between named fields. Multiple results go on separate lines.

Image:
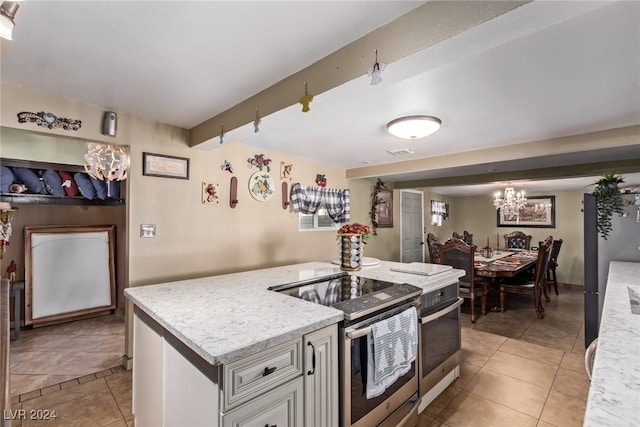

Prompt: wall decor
xmin=497 ymin=195 xmax=556 ymax=228
xmin=247 ymin=154 xmax=272 ymax=172
xmin=230 ymin=176 xmax=238 ymax=208
xmin=142 ymin=152 xmax=189 ymax=179
xmin=282 ymin=182 xmax=290 ymax=209
xmin=280 ymin=162 xmax=293 ymax=180
xmin=249 ymin=172 xmax=274 ymax=201
xmin=315 ymin=174 xmax=327 ymax=187
xmin=202 ymin=182 xmax=220 ymax=205
xmin=220 ymin=160 xmax=234 ymax=174
xmin=370 ymin=178 xmax=388 ymax=234
xmin=375 ymin=188 xmax=393 ymax=228
xmin=17 ymin=111 xmax=82 ymax=131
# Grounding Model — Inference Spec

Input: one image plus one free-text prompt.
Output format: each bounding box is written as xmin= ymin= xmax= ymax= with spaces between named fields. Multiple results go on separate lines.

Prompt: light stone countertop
xmin=125 ymin=260 xmax=464 ymax=366
xmin=584 ymin=261 xmax=640 ymax=427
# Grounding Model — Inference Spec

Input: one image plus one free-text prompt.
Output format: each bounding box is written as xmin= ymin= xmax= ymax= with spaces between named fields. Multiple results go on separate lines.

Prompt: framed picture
xmin=497 ymin=195 xmax=556 ymax=228
xmin=375 ymin=189 xmax=393 ymax=227
xmin=143 ymin=152 xmax=189 ymax=179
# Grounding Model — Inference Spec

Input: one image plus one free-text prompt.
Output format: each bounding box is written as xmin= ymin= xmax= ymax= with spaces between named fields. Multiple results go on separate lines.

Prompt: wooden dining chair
xmin=438 ymin=238 xmax=486 ymax=323
xmin=546 ymin=239 xmax=563 ymax=295
xmin=498 ymin=239 xmax=551 ymax=318
xmin=504 ymin=231 xmax=532 ymax=249
xmin=453 ymin=231 xmax=474 ymax=245
xmin=427 ymin=233 xmax=441 ymax=264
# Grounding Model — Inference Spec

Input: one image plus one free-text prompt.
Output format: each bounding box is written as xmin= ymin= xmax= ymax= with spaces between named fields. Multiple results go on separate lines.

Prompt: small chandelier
xmin=0 ymin=1 xmax=19 ymax=41
xmin=386 ymin=115 xmax=441 ymax=140
xmin=84 ymin=143 xmax=130 ymax=196
xmin=493 ymin=186 xmax=527 ymax=218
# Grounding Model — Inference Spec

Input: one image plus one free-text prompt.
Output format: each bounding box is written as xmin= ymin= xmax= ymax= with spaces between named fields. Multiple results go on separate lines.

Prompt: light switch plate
xmin=140 ymin=224 xmax=156 ymax=238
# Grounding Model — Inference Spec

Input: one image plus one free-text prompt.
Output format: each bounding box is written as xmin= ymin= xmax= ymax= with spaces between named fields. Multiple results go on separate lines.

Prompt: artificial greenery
xmin=592 ymin=172 xmax=625 ymax=239
xmin=370 ymin=178 xmax=387 ymax=235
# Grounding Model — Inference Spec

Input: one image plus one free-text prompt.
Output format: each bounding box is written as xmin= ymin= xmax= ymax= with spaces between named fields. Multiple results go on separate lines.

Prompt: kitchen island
xmin=584 ymin=261 xmax=640 ymax=427
xmin=125 ymin=260 xmax=463 ymax=427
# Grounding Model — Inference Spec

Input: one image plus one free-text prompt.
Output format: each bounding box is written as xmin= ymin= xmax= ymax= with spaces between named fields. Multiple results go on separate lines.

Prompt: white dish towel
xmin=366 ymin=306 xmax=418 ymax=399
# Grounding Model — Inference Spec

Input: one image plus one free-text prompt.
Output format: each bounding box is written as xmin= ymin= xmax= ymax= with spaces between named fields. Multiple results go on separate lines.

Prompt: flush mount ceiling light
xmin=386 ymin=115 xmax=442 ymax=140
xmin=0 ymin=1 xmax=19 ymax=41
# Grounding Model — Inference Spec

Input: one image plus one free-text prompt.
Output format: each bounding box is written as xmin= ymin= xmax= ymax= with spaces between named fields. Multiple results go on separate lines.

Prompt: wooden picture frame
xmin=143 ymin=152 xmax=189 ymax=179
xmin=375 ymin=189 xmax=393 ymax=227
xmin=24 ymin=225 xmax=116 ymax=326
xmin=497 ymin=195 xmax=556 ymax=228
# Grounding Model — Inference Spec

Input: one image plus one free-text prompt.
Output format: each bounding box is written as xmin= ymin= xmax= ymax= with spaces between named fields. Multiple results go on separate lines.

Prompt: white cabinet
xmin=221 ymin=377 xmax=304 ymax=427
xmin=132 ymin=308 xmax=338 ymax=427
xmin=303 ymin=324 xmax=339 ymax=427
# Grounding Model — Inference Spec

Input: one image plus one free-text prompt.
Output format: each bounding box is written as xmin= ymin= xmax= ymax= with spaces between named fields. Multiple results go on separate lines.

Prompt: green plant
xmin=592 ymin=172 xmax=625 ymax=239
xmin=370 ymin=178 xmax=387 ymax=235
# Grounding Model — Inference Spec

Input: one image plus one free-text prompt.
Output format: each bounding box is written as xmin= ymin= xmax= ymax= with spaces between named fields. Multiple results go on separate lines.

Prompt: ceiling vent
xmin=387 ymin=148 xmax=414 ymax=156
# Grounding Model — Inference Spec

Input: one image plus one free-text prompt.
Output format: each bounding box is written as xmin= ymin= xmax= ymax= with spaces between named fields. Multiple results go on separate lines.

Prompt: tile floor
xmin=7 ymin=284 xmax=588 ymax=426
xmin=10 ymin=314 xmax=125 ymax=397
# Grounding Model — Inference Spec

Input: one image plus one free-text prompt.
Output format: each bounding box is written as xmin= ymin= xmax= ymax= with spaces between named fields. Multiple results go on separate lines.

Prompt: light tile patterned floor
xmin=8 ymin=284 xmax=587 ymax=426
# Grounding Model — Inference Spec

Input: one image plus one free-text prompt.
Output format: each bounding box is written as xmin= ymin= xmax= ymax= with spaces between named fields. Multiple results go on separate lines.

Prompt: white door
xmin=400 ymin=190 xmax=424 ymax=263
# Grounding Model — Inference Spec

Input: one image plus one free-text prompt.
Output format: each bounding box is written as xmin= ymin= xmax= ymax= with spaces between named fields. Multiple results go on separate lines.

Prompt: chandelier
xmin=84 ymin=143 xmax=130 ymax=197
xmin=493 ymin=187 xmax=527 ymax=218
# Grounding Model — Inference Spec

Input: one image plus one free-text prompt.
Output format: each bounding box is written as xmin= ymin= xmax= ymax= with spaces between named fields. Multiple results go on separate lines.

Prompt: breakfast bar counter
xmin=584 ymin=261 xmax=640 ymax=427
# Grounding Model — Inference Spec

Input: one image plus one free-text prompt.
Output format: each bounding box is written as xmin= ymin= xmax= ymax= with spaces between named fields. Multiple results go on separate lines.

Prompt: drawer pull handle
xmin=307 ymin=341 xmax=316 ymax=375
xmin=265 ymin=424 xmax=277 ymax=427
xmin=262 ymin=366 xmax=277 ymax=377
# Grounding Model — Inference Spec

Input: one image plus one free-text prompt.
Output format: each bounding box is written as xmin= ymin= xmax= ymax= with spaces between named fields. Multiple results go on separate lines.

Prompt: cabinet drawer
xmin=223 ymin=338 xmax=302 ymax=411
xmin=221 ymin=376 xmax=303 ymax=427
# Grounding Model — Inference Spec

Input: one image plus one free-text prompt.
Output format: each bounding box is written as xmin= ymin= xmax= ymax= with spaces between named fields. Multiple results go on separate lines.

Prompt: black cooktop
xmin=270 ymin=272 xmax=422 ymax=321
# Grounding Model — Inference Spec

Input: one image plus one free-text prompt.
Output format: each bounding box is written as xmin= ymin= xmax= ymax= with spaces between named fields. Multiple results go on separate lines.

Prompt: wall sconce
xmin=0 ymin=1 xmax=20 ymax=41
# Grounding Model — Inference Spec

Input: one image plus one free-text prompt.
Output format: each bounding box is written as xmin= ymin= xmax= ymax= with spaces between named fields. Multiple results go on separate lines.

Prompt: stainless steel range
xmin=270 ymin=272 xmax=423 ymax=427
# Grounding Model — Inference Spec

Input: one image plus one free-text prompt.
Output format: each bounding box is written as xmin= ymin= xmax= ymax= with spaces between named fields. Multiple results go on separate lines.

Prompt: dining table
xmin=473 ymin=249 xmax=538 ymax=279
xmin=473 ymin=249 xmax=540 ymax=313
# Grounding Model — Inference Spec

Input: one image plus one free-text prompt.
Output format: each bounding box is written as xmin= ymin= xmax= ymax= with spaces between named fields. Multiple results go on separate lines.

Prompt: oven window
xmin=349 ymin=335 xmax=415 ymax=425
xmin=421 ymin=305 xmax=460 ymax=377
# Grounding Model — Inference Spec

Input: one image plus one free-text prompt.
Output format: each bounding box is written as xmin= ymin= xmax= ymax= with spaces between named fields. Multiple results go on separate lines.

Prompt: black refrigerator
xmin=583 ymin=193 xmax=640 ymax=348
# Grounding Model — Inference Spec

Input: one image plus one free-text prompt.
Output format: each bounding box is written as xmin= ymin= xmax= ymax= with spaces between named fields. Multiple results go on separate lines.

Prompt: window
xmin=299 ymin=203 xmax=340 ymax=231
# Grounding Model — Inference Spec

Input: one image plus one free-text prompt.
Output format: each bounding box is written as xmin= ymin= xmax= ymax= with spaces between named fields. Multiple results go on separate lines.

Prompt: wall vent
xmin=387 ymin=148 xmax=414 ymax=156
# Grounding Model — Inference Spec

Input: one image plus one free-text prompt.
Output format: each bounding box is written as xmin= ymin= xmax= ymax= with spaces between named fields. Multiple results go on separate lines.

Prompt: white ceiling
xmin=2 ymin=1 xmax=639 ymax=196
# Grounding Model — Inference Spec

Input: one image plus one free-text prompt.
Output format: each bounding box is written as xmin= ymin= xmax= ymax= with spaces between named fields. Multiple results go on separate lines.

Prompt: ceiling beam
xmin=188 ymin=1 xmax=530 ymax=147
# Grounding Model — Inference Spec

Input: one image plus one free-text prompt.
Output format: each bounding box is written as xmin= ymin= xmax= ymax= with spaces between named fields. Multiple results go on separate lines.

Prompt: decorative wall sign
xmin=247 ymin=154 xmax=272 ymax=172
xmin=202 ymin=182 xmax=220 ymax=205
xmin=221 ymin=160 xmax=234 ymax=174
xmin=497 ymin=195 xmax=556 ymax=228
xmin=249 ymin=172 xmax=275 ymax=202
xmin=17 ymin=111 xmax=82 ymax=131
xmin=143 ymin=152 xmax=190 ymax=179
xmin=280 ymin=162 xmax=293 ymax=181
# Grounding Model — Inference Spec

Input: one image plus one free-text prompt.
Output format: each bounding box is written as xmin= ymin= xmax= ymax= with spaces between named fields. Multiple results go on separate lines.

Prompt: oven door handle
xmin=419 ymin=297 xmax=464 ymax=324
xmin=345 ymin=326 xmax=372 ymax=340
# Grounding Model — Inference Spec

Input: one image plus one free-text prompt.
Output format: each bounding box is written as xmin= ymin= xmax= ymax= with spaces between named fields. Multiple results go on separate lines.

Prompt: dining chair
xmin=498 ymin=239 xmax=551 ymax=318
xmin=427 ymin=233 xmax=441 ymax=264
xmin=503 ymin=231 xmax=532 ymax=249
xmin=438 ymin=238 xmax=486 ymax=323
xmin=546 ymin=239 xmax=563 ymax=295
xmin=453 ymin=231 xmax=473 ymax=245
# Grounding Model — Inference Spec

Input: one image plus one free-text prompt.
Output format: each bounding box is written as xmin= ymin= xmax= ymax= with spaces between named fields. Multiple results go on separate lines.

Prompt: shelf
xmin=1 ymin=157 xmax=126 ymax=207
xmin=0 ymin=193 xmax=124 ymax=206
